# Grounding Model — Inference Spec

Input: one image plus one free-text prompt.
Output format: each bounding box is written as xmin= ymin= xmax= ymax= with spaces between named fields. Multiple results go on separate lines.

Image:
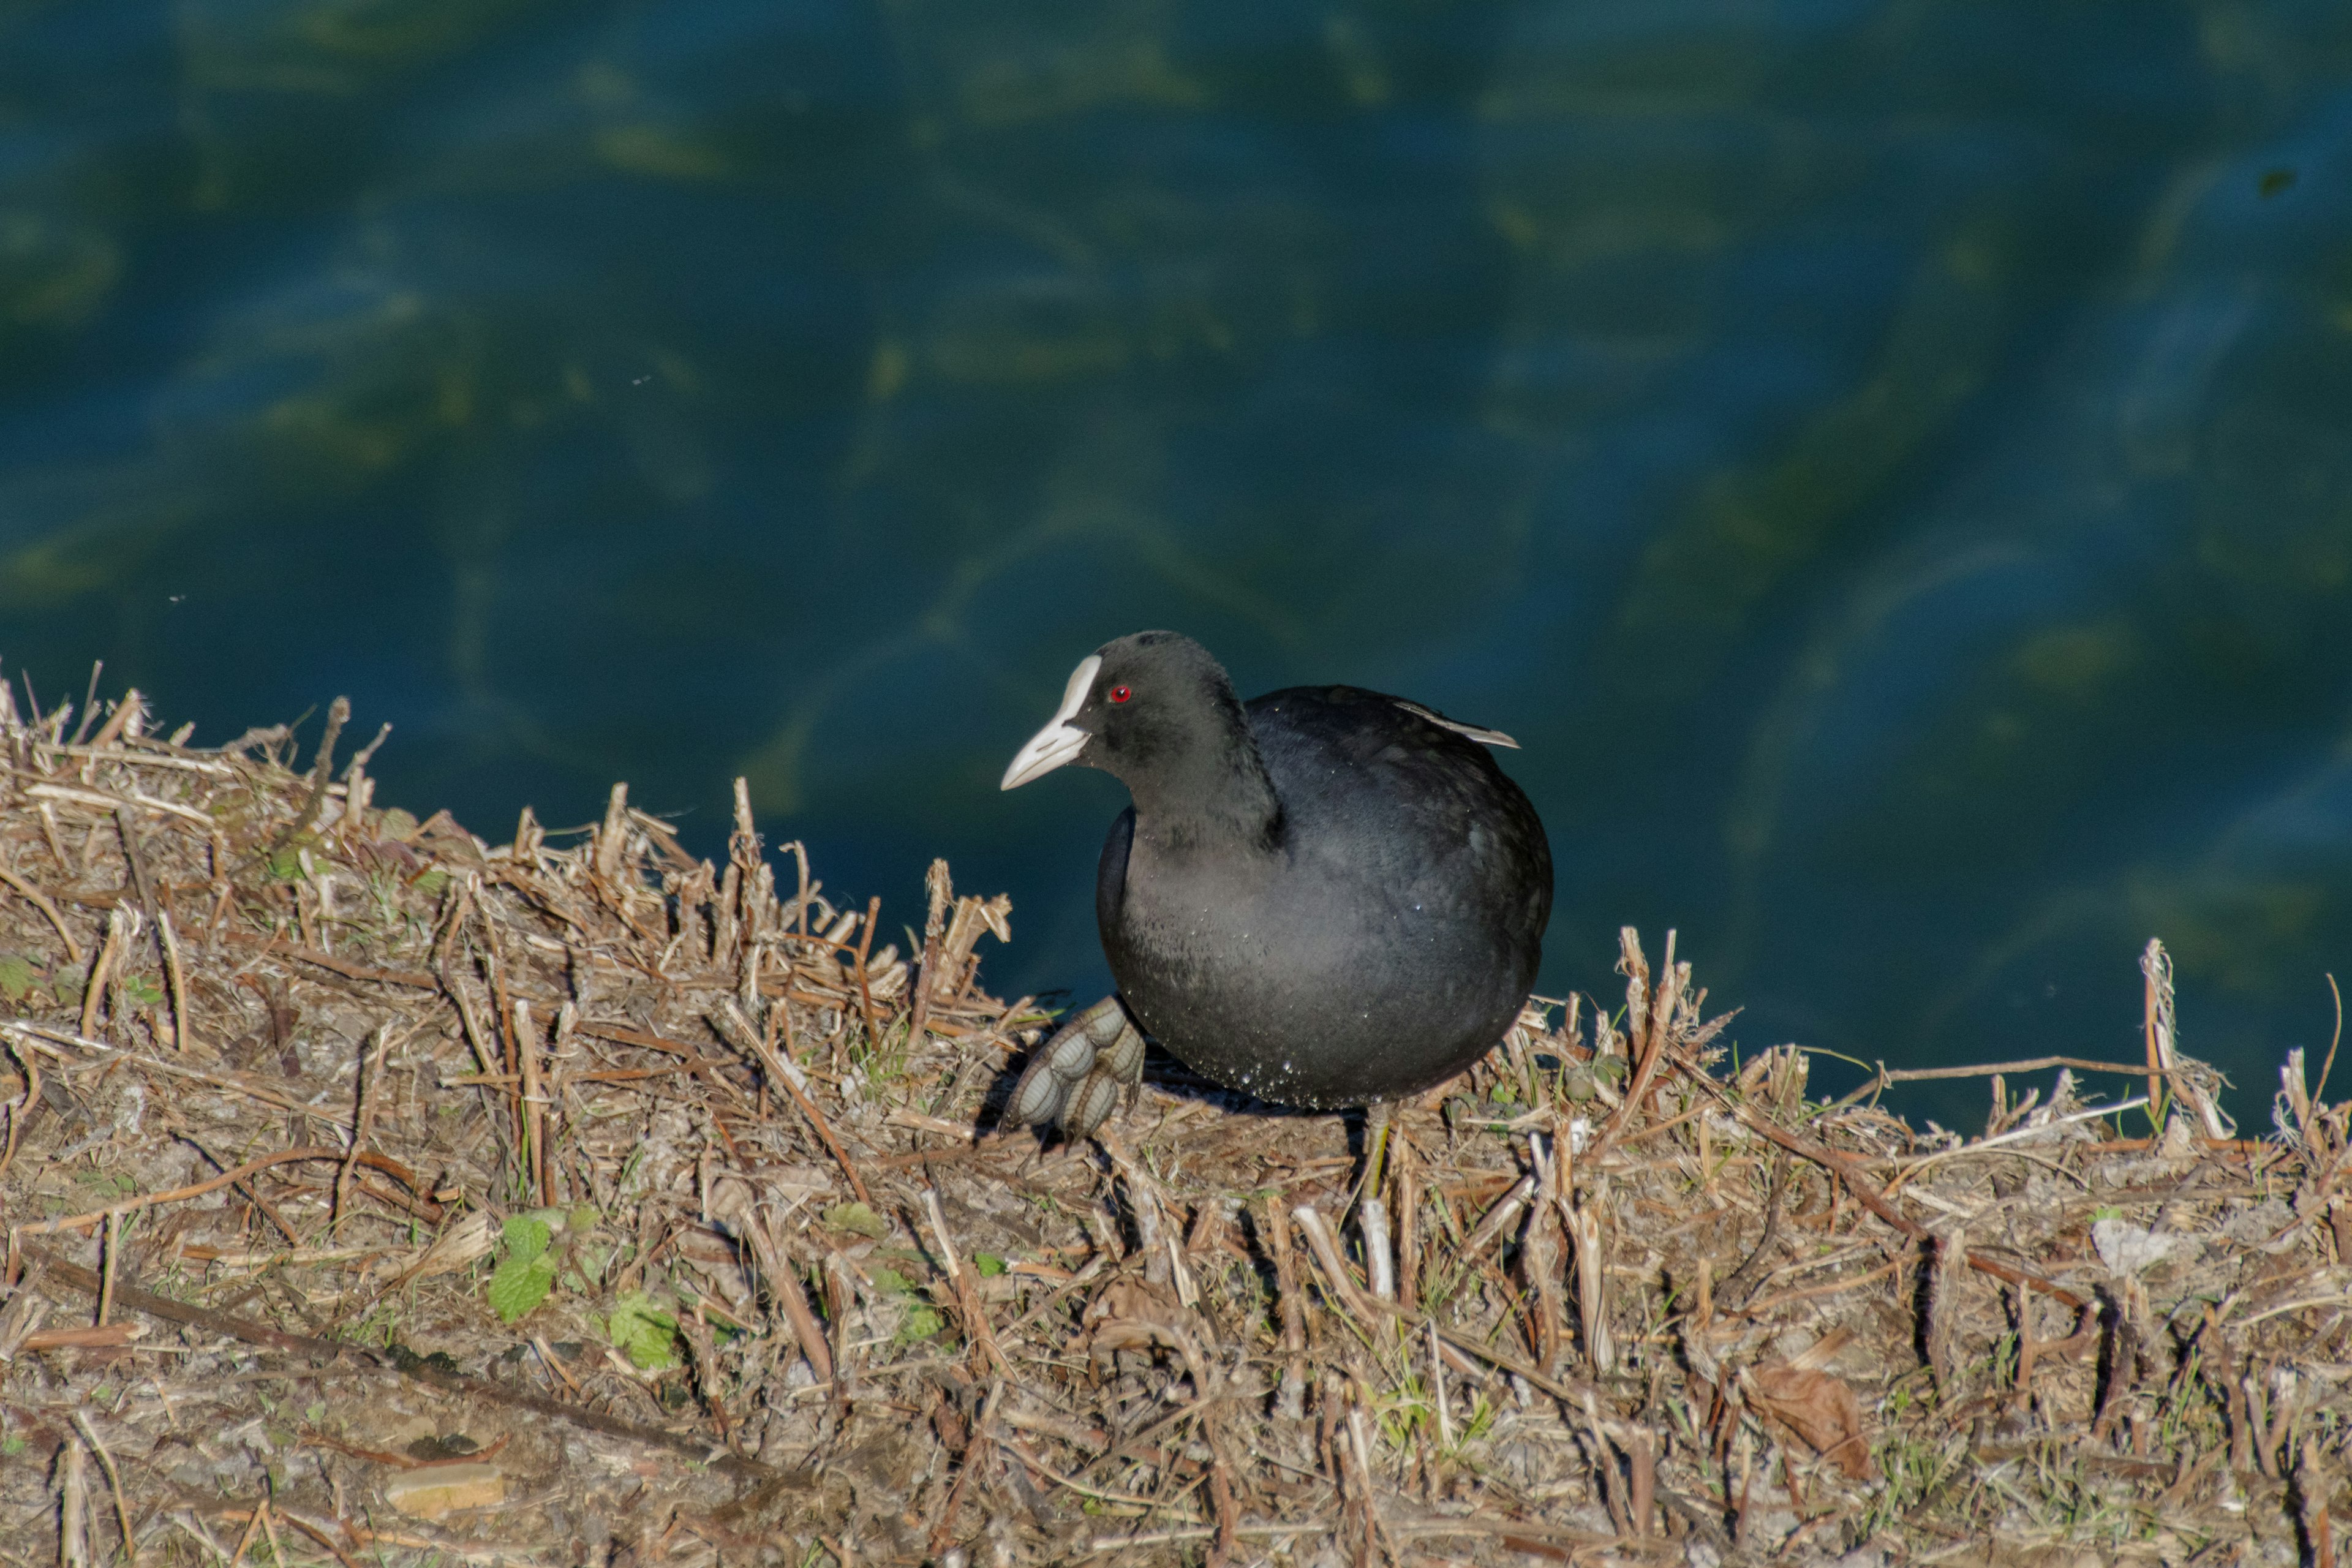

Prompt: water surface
xmin=4 ymin=0 xmax=2350 ymax=1123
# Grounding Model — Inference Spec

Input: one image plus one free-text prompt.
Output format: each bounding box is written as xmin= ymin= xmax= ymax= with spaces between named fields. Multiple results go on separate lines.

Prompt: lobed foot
xmin=1005 ymin=993 xmax=1146 ymax=1142
xmin=1349 ymin=1098 xmax=1394 ymax=1215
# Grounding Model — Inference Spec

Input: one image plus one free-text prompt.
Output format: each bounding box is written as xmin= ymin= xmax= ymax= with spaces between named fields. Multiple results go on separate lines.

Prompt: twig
xmin=69 ymin=1411 xmax=135 ymax=1568
xmin=0 ymin=863 xmax=83 ymax=963
xmin=4 ymin=1020 xmax=312 ymax=1115
xmin=13 ymin=1145 xmax=428 ymax=1238
xmin=851 ymin=894 xmax=884 ymax=1053
xmin=770 ymin=1036 xmax=872 ymax=1207
xmin=1264 ymin=1199 xmax=1308 ymax=1420
xmin=1730 ymin=1100 xmax=2087 ymax=1309
xmin=18 ymin=1240 xmax=800 ymax=1482
xmin=1891 ymin=1096 xmax=2150 ymax=1180
xmin=25 ymin=782 xmax=214 ymax=829
xmin=1828 ymin=1054 xmax=2207 ymax=1112
xmin=2321 ymin=974 xmax=2345 ymax=1110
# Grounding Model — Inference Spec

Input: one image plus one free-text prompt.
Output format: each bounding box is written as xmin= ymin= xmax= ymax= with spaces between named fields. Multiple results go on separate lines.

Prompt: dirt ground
xmin=3 ymin=685 xmax=2349 ymax=1568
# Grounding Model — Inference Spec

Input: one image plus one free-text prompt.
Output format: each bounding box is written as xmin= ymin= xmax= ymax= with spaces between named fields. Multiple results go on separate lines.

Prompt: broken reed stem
xmin=2011 ymin=1284 xmax=2038 ymax=1408
xmin=99 ymin=1210 xmax=119 ymax=1327
xmin=225 ymin=1496 xmax=267 ymax=1568
xmin=80 ymin=904 xmax=129 ymax=1041
xmin=851 ymin=893 xmax=884 ymax=1052
xmin=1591 ymin=927 xmax=1666 ymax=1158
xmin=1924 ymin=1225 xmax=1966 ymax=1393
xmin=1360 ymin=1194 xmax=1395 ymax=1303
xmin=1522 ymin=1133 xmax=1564 ymax=1372
xmin=1569 ymin=1197 xmax=1610 ymax=1376
xmin=1099 ymin=1133 xmax=1175 ymax=1289
xmin=740 ymin=1210 xmax=832 ymax=1384
xmin=337 ymin=1022 xmax=392 ymax=1226
xmin=37 ymin=800 xmax=69 ymax=873
xmin=60 ymin=1425 xmax=91 ymax=1568
xmin=1428 ymin=1319 xmax=1453 ymax=1447
xmin=2143 ymin=938 xmax=2174 ymax=1126
xmin=1292 ymin=1203 xmax=1381 ymax=1326
xmin=157 ymin=908 xmax=192 ymax=1053
xmin=247 ymin=695 xmax=349 ymax=872
xmin=595 ymin=782 xmax=628 ymax=883
xmin=1582 ymin=1395 xmax=1632 ymax=1536
xmin=1265 ymin=1198 xmax=1308 ymax=1420
xmin=2304 ymin=1438 xmax=2336 ymax=1568
xmin=1461 ymin=1174 xmax=1534 ymax=1268
xmin=85 ymin=686 xmax=141 ymax=750
xmin=822 ymin=1253 xmax=859 ymax=1399
xmin=0 ymin=1035 xmax=34 ymax=1183
xmin=1394 ymin=1135 xmax=1420 ymax=1310
xmin=909 ymin=858 xmax=950 ymax=1047
xmin=518 ymin=1000 xmax=547 ymax=1207
xmin=1627 ymin=1423 xmax=1656 ymax=1538
xmin=922 ymin=1185 xmax=1007 ymax=1378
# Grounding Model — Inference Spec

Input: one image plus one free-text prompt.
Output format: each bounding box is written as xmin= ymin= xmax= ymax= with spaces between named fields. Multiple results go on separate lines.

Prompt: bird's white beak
xmin=1001 ymin=655 xmax=1101 ymax=790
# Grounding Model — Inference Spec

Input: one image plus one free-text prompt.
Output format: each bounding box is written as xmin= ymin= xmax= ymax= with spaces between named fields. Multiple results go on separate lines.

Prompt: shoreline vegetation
xmin=1 ymin=682 xmax=2346 ymax=1568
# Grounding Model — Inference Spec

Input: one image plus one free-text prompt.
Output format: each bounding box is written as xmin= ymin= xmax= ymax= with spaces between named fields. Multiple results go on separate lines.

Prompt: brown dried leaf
xmin=1084 ymin=1278 xmax=1213 ymax=1388
xmin=1083 ymin=1278 xmax=1188 ymax=1347
xmin=1746 ymin=1364 xmax=1874 ymax=1479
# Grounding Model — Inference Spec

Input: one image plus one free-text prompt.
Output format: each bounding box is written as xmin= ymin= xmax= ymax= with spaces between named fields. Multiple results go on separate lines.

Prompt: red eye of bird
xmin=1109 ymin=684 xmax=1133 ymax=704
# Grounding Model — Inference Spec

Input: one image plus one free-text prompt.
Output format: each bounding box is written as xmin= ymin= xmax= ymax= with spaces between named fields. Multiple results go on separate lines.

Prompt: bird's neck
xmin=1125 ymin=734 xmax=1282 ymax=854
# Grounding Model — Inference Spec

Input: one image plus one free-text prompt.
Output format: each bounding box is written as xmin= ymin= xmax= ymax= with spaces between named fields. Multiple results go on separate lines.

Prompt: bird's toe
xmin=1006 ymin=994 xmax=1141 ymax=1136
xmin=1062 ymin=1065 xmax=1126 ymax=1142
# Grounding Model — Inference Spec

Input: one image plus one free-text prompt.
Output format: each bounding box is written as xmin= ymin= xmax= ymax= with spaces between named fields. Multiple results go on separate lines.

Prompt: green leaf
xmin=501 ymin=1215 xmax=552 ymax=1264
xmin=867 ymin=1267 xmax=916 ymax=1297
xmin=972 ymin=1253 xmax=1007 ymax=1278
xmin=823 ymin=1202 xmax=889 ymax=1239
xmin=603 ymin=1293 xmax=680 ymax=1370
xmin=123 ymin=974 xmax=165 ymax=1006
xmin=0 ymin=954 xmax=41 ymax=1003
xmin=486 ymin=1249 xmax=559 ymax=1323
xmin=895 ymin=1303 xmax=944 ymax=1344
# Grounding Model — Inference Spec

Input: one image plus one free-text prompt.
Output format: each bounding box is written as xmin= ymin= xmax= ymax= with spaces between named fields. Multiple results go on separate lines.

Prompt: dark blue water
xmin=5 ymin=0 xmax=2350 ymax=1124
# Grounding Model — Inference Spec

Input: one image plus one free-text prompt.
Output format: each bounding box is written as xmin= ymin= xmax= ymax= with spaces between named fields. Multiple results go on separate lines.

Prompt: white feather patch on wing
xmin=1392 ymin=698 xmax=1519 ymax=749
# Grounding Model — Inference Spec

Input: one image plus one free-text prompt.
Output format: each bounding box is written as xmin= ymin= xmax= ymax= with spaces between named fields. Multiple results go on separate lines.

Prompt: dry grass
xmin=2 ymin=682 xmax=2350 ymax=1568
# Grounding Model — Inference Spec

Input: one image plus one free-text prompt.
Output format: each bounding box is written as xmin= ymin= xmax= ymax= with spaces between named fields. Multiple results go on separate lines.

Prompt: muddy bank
xmin=0 ymin=684 xmax=2345 ymax=1567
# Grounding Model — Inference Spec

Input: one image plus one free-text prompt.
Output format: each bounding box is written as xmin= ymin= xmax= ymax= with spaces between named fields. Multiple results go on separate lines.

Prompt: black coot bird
xmin=999 ymin=630 xmax=1551 ymax=1144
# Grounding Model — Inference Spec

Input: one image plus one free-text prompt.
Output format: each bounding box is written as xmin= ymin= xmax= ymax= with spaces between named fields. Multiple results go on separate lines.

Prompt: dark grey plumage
xmin=1001 ymin=630 xmax=1551 ymax=1137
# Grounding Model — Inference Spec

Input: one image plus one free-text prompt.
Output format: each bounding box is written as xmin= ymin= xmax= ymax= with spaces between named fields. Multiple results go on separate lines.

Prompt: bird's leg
xmin=1353 ymin=1099 xmax=1401 ymax=1304
xmin=1345 ymin=1099 xmax=1393 ymax=1219
xmin=1004 ymin=993 xmax=1147 ymax=1143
